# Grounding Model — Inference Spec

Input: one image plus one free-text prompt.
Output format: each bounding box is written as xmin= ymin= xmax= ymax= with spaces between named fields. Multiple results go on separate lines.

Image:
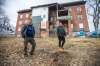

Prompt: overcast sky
xmin=3 ymin=0 xmax=97 ymax=32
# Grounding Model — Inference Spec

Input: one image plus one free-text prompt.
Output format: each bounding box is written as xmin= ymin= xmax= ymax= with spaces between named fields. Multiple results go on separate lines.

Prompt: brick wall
xmin=69 ymin=4 xmax=89 ymax=34
xmin=16 ymin=11 xmax=32 ymax=37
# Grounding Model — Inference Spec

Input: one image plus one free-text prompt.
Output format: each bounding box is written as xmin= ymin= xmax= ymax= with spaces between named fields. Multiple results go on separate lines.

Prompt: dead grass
xmin=0 ymin=37 xmax=100 ymax=66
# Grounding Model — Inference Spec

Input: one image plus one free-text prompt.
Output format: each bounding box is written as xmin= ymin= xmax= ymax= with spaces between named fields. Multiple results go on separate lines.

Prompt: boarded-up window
xmin=77 ymin=7 xmax=82 ymax=13
xmin=77 ymin=15 xmax=82 ymax=21
xmin=20 ymin=15 xmax=23 ymax=19
xmin=18 ymin=27 xmax=21 ymax=31
xmin=79 ymin=23 xmax=83 ymax=28
xmin=19 ymin=21 xmax=22 ymax=25
xmin=41 ymin=20 xmax=47 ymax=29
xmin=25 ymin=20 xmax=28 ymax=24
xmin=26 ymin=14 xmax=29 ymax=18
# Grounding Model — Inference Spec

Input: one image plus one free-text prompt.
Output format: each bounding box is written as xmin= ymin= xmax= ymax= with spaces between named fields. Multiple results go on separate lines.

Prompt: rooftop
xmin=18 ymin=9 xmax=32 ymax=13
xmin=18 ymin=1 xmax=86 ymax=13
xmin=31 ymin=1 xmax=86 ymax=8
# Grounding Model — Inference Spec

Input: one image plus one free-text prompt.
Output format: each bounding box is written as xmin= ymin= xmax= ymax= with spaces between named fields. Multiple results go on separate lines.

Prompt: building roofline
xmin=31 ymin=3 xmax=58 ymax=9
xmin=60 ymin=1 xmax=86 ymax=7
xmin=17 ymin=1 xmax=86 ymax=13
xmin=31 ymin=1 xmax=86 ymax=9
xmin=18 ymin=9 xmax=32 ymax=13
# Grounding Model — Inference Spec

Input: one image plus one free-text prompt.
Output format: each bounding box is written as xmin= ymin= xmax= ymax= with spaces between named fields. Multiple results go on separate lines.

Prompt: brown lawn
xmin=0 ymin=37 xmax=100 ymax=66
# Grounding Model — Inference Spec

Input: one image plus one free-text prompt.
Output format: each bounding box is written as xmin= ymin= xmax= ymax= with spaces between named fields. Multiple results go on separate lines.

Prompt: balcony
xmin=58 ymin=16 xmax=72 ymax=20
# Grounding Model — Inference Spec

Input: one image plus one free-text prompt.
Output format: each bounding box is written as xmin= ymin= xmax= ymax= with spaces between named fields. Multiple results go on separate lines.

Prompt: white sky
xmin=3 ymin=0 xmax=97 ymax=32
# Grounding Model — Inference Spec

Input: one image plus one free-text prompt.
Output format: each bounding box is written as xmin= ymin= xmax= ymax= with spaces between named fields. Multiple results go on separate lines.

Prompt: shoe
xmin=59 ymin=47 xmax=64 ymax=52
xmin=30 ymin=52 xmax=34 ymax=55
xmin=24 ymin=53 xmax=28 ymax=57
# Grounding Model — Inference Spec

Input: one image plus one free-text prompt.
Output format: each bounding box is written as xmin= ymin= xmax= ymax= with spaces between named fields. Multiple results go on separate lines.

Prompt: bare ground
xmin=0 ymin=37 xmax=100 ymax=66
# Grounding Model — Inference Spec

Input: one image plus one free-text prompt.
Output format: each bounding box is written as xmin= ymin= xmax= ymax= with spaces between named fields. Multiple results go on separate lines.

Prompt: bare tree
xmin=86 ymin=0 xmax=100 ymax=32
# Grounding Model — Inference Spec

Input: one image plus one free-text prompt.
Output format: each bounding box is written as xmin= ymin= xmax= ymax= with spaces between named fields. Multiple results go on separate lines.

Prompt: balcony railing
xmin=58 ymin=16 xmax=72 ymax=20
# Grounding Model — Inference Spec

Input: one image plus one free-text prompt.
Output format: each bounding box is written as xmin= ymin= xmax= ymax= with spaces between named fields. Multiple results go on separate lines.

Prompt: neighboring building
xmin=16 ymin=9 xmax=32 ymax=37
xmin=16 ymin=1 xmax=89 ymax=37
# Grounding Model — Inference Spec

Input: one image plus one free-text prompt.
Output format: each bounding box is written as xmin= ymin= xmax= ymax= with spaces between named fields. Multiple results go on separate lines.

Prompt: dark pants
xmin=24 ymin=38 xmax=36 ymax=55
xmin=58 ymin=36 xmax=65 ymax=48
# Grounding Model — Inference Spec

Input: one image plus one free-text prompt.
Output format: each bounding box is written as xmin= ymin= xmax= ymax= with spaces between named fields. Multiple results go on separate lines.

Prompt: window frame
xmin=20 ymin=14 xmax=23 ymax=19
xmin=18 ymin=27 xmax=21 ymax=32
xmin=77 ymin=15 xmax=82 ymax=21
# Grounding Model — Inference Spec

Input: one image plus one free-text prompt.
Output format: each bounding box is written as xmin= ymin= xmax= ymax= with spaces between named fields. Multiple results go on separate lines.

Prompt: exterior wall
xmin=32 ymin=7 xmax=49 ymax=37
xmin=68 ymin=4 xmax=89 ymax=36
xmin=16 ymin=3 xmax=89 ymax=37
xmin=16 ymin=11 xmax=32 ymax=37
xmin=81 ymin=5 xmax=89 ymax=32
xmin=32 ymin=7 xmax=48 ymax=20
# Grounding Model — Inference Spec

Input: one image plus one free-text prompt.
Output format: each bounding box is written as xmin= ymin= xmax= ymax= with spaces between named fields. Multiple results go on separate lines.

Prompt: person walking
xmin=21 ymin=21 xmax=36 ymax=56
xmin=57 ymin=22 xmax=66 ymax=49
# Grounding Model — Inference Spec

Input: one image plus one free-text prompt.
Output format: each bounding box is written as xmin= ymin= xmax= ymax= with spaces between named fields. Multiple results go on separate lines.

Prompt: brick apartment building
xmin=16 ymin=9 xmax=32 ymax=37
xmin=16 ymin=1 xmax=89 ymax=37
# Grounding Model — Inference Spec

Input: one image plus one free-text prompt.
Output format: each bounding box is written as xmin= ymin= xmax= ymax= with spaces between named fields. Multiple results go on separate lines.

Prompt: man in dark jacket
xmin=57 ymin=22 xmax=66 ymax=49
xmin=21 ymin=22 xmax=36 ymax=56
